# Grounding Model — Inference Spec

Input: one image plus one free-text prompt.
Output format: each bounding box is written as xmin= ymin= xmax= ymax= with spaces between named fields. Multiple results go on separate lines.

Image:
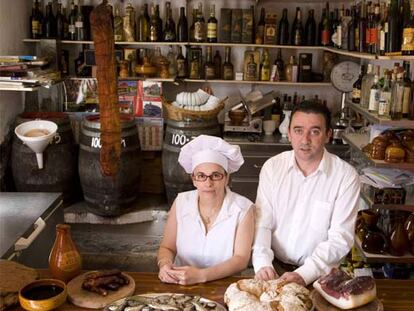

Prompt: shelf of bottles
xmin=343 ymin=133 xmax=414 ymax=171
xmin=181 ymin=79 xmax=331 ymax=86
xmin=347 ymin=100 xmax=414 ymax=127
xmin=360 ymin=191 xmax=414 ymax=213
xmin=354 ymin=236 xmax=414 ymax=264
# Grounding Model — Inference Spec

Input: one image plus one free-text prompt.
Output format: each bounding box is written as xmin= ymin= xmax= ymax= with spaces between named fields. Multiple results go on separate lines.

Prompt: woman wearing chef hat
xmin=157 ymin=135 xmax=255 ymax=285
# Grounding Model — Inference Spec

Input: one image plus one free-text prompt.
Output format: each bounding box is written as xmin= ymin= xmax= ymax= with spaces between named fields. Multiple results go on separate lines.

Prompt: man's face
xmin=288 ymin=111 xmax=332 ymax=164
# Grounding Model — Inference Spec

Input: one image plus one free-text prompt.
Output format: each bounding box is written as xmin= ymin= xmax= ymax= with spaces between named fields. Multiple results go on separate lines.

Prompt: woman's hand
xmin=158 ymin=263 xmax=179 ymax=284
xmin=279 ymin=272 xmax=306 ymax=286
xmin=169 ymin=266 xmax=207 ymax=285
xmin=255 ymin=266 xmax=278 ymax=281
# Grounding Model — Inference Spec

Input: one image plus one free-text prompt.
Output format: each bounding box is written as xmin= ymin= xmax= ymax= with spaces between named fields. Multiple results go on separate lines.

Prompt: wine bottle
xmin=149 ymin=4 xmax=158 ymax=42
xmin=113 ymin=6 xmax=123 ymax=42
xmin=341 ymin=9 xmax=351 ymax=50
xmin=379 ymin=71 xmax=392 ymax=118
xmin=401 ymin=1 xmax=414 ymax=55
xmin=204 ymin=46 xmax=215 ymax=80
xmin=368 ymin=73 xmax=380 ymax=114
xmin=207 ymin=4 xmax=218 ymax=43
xmin=378 ymin=2 xmax=388 ymax=55
xmin=68 ymin=1 xmax=76 ymax=40
xmin=304 ymin=9 xmax=316 ymax=46
xmin=222 ymin=47 xmax=234 ymax=80
xmin=155 ymin=5 xmax=163 ymax=42
xmin=352 ymin=65 xmax=364 ymax=104
xmin=75 ymin=4 xmax=84 ymax=41
xmin=274 ymin=49 xmax=284 ymax=81
xmin=358 ymin=0 xmax=367 ymax=53
xmin=292 ymin=7 xmax=303 ymax=46
xmin=391 ymin=69 xmax=404 ymax=120
xmin=31 ymin=0 xmax=42 ymax=39
xmin=402 ymin=61 xmax=412 ymax=117
xmin=278 ymin=8 xmax=289 ymax=45
xmin=213 ymin=50 xmax=221 ymax=79
xmin=387 ymin=0 xmax=400 ymax=52
xmin=56 ymin=3 xmax=65 ymax=39
xmin=163 ymin=2 xmax=176 ymax=42
xmin=43 ymin=2 xmax=56 ymax=39
xmin=189 ymin=7 xmax=196 ymax=42
xmin=256 ymin=8 xmax=265 ymax=44
xmin=194 ymin=3 xmax=206 ymax=42
xmin=347 ymin=6 xmax=357 ymax=51
xmin=176 ymin=46 xmax=188 ymax=78
xmin=137 ymin=5 xmax=149 ymax=42
xmin=319 ymin=9 xmax=330 ymax=46
xmin=177 ymin=7 xmax=188 ymax=42
xmin=260 ymin=49 xmax=270 ymax=81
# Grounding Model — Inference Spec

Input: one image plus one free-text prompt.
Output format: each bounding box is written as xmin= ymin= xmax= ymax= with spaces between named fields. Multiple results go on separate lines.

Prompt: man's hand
xmin=255 ymin=266 xmax=278 ymax=281
xmin=279 ymin=272 xmax=306 ymax=286
xmin=168 ymin=266 xmax=207 ymax=285
xmin=158 ymin=263 xmax=179 ymax=284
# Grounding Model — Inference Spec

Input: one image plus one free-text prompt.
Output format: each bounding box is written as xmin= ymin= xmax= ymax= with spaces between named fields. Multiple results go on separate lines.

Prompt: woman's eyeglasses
xmin=192 ymin=172 xmax=225 ymax=182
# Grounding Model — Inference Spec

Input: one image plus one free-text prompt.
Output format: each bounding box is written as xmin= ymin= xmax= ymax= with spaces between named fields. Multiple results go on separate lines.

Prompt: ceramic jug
xmin=49 ymin=224 xmax=82 ymax=283
xmin=279 ymin=110 xmax=291 ymax=139
xmin=404 ymin=213 xmax=414 ymax=255
xmin=389 ymin=215 xmax=410 ymax=256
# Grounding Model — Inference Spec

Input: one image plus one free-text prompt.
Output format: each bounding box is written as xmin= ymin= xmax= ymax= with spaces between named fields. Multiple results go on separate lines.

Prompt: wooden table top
xmin=11 ymin=271 xmax=414 ymax=311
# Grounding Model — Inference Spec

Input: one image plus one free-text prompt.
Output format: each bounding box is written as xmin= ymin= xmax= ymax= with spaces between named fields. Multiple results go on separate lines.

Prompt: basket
xmin=163 ymin=97 xmax=226 ymax=121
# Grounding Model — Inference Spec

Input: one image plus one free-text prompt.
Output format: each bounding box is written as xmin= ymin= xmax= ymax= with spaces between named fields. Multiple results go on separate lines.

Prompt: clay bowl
xmin=228 ymin=109 xmax=247 ymax=126
xmin=19 ymin=279 xmax=67 ymax=311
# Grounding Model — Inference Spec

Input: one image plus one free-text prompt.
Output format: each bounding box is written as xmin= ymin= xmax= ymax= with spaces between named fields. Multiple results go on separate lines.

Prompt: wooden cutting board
xmin=311 ymin=290 xmax=383 ymax=311
xmin=67 ymin=271 xmax=135 ymax=309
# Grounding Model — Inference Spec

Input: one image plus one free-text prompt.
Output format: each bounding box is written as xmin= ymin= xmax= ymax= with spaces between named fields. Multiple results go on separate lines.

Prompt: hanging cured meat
xmin=90 ymin=0 xmax=121 ymax=176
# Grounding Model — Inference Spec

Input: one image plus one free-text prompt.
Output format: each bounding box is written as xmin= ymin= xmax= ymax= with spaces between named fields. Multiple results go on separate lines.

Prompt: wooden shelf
xmin=188 ymin=42 xmax=324 ymax=50
xmin=324 ymin=47 xmax=377 ymax=59
xmin=343 ymin=133 xmax=414 ymax=171
xmin=182 ymin=79 xmax=331 ymax=86
xmin=347 ymin=101 xmax=414 ymax=127
xmin=360 ymin=192 xmax=414 ymax=213
xmin=354 ymin=236 xmax=414 ymax=264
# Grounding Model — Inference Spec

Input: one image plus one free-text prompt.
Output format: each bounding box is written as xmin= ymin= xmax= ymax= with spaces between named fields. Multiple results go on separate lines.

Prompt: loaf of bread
xmin=224 ymin=279 xmax=313 ymax=311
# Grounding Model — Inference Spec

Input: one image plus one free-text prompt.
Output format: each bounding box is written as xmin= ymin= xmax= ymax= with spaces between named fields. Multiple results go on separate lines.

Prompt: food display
xmin=104 ymin=293 xmax=226 ymax=311
xmin=82 ymin=270 xmax=130 ymax=297
xmin=224 ymin=279 xmax=313 ymax=311
xmin=313 ymin=268 xmax=376 ymax=310
xmin=172 ymin=89 xmax=221 ymax=111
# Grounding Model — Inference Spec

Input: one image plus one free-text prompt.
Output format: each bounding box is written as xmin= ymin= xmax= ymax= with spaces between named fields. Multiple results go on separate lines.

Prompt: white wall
xmin=0 ymin=0 xmax=31 ymax=144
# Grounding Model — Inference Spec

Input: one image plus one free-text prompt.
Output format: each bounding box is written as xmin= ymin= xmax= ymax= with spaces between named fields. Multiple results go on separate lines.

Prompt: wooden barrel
xmin=11 ymin=112 xmax=78 ymax=203
xmin=78 ymin=114 xmax=140 ymax=216
xmin=162 ymin=119 xmax=221 ymax=205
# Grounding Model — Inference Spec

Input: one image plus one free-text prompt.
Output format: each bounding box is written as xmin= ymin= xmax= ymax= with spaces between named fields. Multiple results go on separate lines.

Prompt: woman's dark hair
xmin=289 ymin=100 xmax=331 ymax=132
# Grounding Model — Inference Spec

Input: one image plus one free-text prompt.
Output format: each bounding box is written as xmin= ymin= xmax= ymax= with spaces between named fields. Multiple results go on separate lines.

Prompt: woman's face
xmin=192 ymin=162 xmax=228 ymax=198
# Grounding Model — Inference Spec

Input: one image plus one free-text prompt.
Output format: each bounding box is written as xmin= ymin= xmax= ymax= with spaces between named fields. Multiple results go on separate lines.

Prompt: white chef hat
xmin=178 ymin=135 xmax=244 ymax=174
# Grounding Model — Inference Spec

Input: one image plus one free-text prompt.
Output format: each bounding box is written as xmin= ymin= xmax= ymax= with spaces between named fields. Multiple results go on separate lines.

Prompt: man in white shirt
xmin=253 ymin=101 xmax=360 ymax=286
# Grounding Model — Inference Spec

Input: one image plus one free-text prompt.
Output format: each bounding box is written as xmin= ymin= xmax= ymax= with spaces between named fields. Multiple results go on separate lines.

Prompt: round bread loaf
xmin=224 ymin=279 xmax=313 ymax=311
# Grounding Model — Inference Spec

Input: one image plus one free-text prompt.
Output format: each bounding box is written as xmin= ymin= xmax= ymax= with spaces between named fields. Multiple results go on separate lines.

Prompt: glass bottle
xmin=189 ymin=7 xmax=197 ymax=42
xmin=379 ymin=72 xmax=392 ymax=118
xmin=361 ymin=64 xmax=375 ymax=109
xmin=347 ymin=6 xmax=357 ymax=51
xmin=43 ymin=2 xmax=56 ymax=39
xmin=291 ymin=7 xmax=303 ymax=45
xmin=387 ymin=0 xmax=400 ymax=52
xmin=256 ymin=8 xmax=265 ymax=44
xmin=402 ymin=0 xmax=414 ymax=55
xmin=358 ymin=0 xmax=367 ymax=52
xmin=114 ymin=6 xmax=123 ymax=42
xmin=31 ymin=0 xmax=43 ymax=39
xmin=260 ymin=49 xmax=270 ymax=81
xmin=319 ymin=8 xmax=330 ymax=46
xmin=304 ymin=9 xmax=316 ymax=46
xmin=278 ymin=8 xmax=289 ymax=45
xmin=167 ymin=46 xmax=177 ymax=77
xmin=273 ymin=49 xmax=284 ymax=81
xmin=391 ymin=69 xmax=404 ymax=120
xmin=176 ymin=46 xmax=188 ymax=78
xmin=222 ymin=47 xmax=234 ymax=80
xmin=56 ymin=3 xmax=64 ymax=39
xmin=204 ymin=46 xmax=215 ymax=80
xmin=155 ymin=5 xmax=163 ymax=42
xmin=149 ymin=4 xmax=158 ymax=42
xmin=207 ymin=4 xmax=217 ymax=43
xmin=378 ymin=2 xmax=388 ymax=56
xmin=194 ymin=3 xmax=205 ymax=42
xmin=245 ymin=54 xmax=258 ymax=81
xmin=164 ymin=2 xmax=176 ymax=42
xmin=213 ymin=50 xmax=222 ymax=79
xmin=341 ymin=8 xmax=351 ymax=50
xmin=75 ymin=4 xmax=84 ymax=41
xmin=284 ymin=56 xmax=296 ymax=82
xmin=368 ymin=73 xmax=381 ymax=114
xmin=352 ymin=65 xmax=364 ymax=104
xmin=189 ymin=54 xmax=200 ymax=79
xmin=138 ymin=4 xmax=149 ymax=42
xmin=177 ymin=7 xmax=188 ymax=42
xmin=402 ymin=61 xmax=412 ymax=117
xmin=49 ymin=224 xmax=82 ymax=282
xmin=68 ymin=1 xmax=77 ymax=40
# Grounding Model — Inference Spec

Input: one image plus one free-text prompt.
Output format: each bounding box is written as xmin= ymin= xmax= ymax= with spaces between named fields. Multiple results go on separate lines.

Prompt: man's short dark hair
xmin=289 ymin=100 xmax=331 ymax=132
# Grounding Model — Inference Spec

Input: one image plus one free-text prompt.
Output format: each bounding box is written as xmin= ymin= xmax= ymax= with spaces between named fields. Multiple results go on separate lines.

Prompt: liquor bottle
xmin=164 ymin=2 xmax=176 ymax=42
xmin=213 ymin=50 xmax=221 ymax=79
xmin=137 ymin=5 xmax=149 ymax=42
xmin=387 ymin=0 xmax=400 ymax=52
xmin=207 ymin=4 xmax=218 ymax=43
xmin=177 ymin=7 xmax=188 ymax=42
xmin=340 ymin=9 xmax=351 ymax=50
xmin=155 ymin=5 xmax=163 ymax=42
xmin=291 ymin=7 xmax=303 ymax=45
xmin=43 ymin=2 xmax=56 ymax=39
xmin=402 ymin=1 xmax=414 ymax=55
xmin=189 ymin=7 xmax=196 ymax=42
xmin=284 ymin=56 xmax=295 ymax=82
xmin=167 ymin=46 xmax=177 ymax=77
xmin=331 ymin=9 xmax=340 ymax=47
xmin=358 ymin=0 xmax=367 ymax=53
xmin=55 ymin=2 xmax=64 ymax=39
xmin=370 ymin=2 xmax=380 ymax=54
xmin=75 ymin=4 xmax=84 ymax=41
xmin=319 ymin=9 xmax=330 ymax=46
xmin=361 ymin=64 xmax=375 ymax=109
xmin=352 ymin=65 xmax=364 ymax=104
xmin=278 ymin=8 xmax=289 ymax=45
xmin=68 ymin=1 xmax=76 ymax=40
xmin=304 ymin=9 xmax=316 ymax=46
xmin=335 ymin=6 xmax=344 ymax=49
xmin=245 ymin=54 xmax=258 ymax=81
xmin=256 ymin=8 xmax=265 ymax=44
xmin=62 ymin=7 xmax=69 ymax=39
xmin=204 ymin=46 xmax=215 ymax=80
xmin=273 ymin=49 xmax=284 ymax=81
xmin=379 ymin=71 xmax=392 ymax=118
xmin=29 ymin=1 xmax=36 ymax=39
xmin=368 ymin=73 xmax=380 ymax=114
xmin=114 ymin=6 xmax=123 ymax=41
xmin=31 ymin=0 xmax=42 ymax=39
xmin=348 ymin=6 xmax=357 ymax=51
xmin=176 ymin=46 xmax=188 ymax=78
xmin=378 ymin=2 xmax=388 ymax=55
xmin=222 ymin=47 xmax=234 ymax=80
xmin=402 ymin=61 xmax=412 ymax=117
xmin=194 ymin=3 xmax=206 ymax=42
xmin=260 ymin=49 xmax=270 ymax=81
xmin=391 ymin=69 xmax=404 ymax=120
xmin=149 ymin=4 xmax=158 ymax=42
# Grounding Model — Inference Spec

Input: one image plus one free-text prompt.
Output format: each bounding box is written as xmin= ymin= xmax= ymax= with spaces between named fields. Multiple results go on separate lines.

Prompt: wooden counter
xmin=11 ymin=271 xmax=414 ymax=311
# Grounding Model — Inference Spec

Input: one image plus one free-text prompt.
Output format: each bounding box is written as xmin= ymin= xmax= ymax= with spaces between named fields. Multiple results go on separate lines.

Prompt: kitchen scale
xmin=224 ymin=90 xmax=276 ymax=134
xmin=330 ymin=61 xmax=360 ymax=143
